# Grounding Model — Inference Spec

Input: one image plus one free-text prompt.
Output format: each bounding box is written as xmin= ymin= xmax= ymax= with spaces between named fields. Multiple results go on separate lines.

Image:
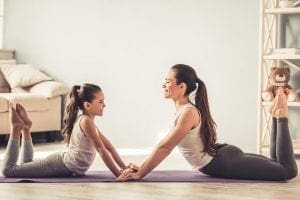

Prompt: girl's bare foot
xmin=16 ymin=103 xmax=32 ymax=130
xmin=9 ymin=103 xmax=25 ymax=139
xmin=271 ymin=88 xmax=288 ymax=118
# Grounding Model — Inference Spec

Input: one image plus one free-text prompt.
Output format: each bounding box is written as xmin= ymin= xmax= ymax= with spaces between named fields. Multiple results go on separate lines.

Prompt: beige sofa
xmin=0 ymin=93 xmax=63 ymax=135
xmin=0 ymin=57 xmax=69 ymax=139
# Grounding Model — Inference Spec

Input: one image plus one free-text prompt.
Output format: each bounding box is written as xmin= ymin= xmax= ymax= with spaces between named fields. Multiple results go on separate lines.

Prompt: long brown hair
xmin=171 ymin=64 xmax=218 ymax=156
xmin=62 ymin=83 xmax=102 ymax=144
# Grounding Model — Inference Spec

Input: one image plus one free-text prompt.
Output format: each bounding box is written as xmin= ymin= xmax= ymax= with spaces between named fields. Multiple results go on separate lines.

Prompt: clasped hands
xmin=117 ymin=163 xmax=141 ymax=181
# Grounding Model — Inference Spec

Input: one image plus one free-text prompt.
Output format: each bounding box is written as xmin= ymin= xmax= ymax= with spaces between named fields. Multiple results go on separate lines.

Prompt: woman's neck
xmin=173 ymin=97 xmax=190 ymax=111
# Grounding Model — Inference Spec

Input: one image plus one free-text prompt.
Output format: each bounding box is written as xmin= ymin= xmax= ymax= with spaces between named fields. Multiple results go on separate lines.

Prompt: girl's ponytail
xmin=62 ymin=83 xmax=102 ymax=144
xmin=62 ymin=85 xmax=81 ymax=144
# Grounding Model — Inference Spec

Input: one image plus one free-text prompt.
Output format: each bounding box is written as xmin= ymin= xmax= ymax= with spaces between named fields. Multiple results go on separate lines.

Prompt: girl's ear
xmin=83 ymin=102 xmax=90 ymax=110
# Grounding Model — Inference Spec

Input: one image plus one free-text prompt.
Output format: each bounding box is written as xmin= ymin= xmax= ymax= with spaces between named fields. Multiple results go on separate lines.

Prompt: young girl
xmin=118 ymin=64 xmax=298 ymax=181
xmin=2 ymin=83 xmax=127 ymax=177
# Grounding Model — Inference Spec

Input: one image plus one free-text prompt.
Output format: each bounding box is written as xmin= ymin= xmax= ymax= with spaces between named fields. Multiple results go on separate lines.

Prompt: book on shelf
xmin=272 ymin=48 xmax=300 ymax=54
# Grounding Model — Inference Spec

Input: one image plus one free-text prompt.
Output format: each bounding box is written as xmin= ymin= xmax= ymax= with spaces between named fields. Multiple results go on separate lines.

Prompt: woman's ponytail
xmin=171 ymin=64 xmax=220 ymax=155
xmin=195 ymin=78 xmax=218 ymax=156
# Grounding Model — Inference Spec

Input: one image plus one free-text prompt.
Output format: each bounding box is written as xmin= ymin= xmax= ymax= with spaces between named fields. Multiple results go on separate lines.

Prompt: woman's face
xmin=162 ymin=70 xmax=181 ymax=99
xmin=85 ymin=91 xmax=106 ymax=116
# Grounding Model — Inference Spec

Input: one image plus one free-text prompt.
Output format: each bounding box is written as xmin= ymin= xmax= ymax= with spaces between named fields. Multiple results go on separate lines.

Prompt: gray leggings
xmin=1 ymin=138 xmax=72 ymax=178
xmin=200 ymin=118 xmax=298 ymax=181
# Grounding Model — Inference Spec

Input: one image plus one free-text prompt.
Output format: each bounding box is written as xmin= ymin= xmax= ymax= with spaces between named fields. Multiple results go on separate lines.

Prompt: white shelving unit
xmin=264 ymin=54 xmax=300 ymax=59
xmin=265 ymin=7 xmax=300 ymax=13
xmin=258 ymin=0 xmax=300 ymax=154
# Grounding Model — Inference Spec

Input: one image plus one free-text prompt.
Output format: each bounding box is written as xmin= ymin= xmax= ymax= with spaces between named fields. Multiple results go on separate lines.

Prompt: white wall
xmin=3 ymin=0 xmax=259 ymax=151
xmin=0 ymin=0 xmax=4 ymax=47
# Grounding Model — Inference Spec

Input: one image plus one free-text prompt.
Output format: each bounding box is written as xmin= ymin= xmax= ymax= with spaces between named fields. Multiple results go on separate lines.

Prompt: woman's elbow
xmin=158 ymin=145 xmax=173 ymax=155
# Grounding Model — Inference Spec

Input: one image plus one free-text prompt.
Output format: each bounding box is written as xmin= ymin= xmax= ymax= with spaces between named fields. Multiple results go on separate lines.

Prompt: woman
xmin=2 ymin=83 xmax=127 ymax=177
xmin=118 ymin=64 xmax=298 ymax=181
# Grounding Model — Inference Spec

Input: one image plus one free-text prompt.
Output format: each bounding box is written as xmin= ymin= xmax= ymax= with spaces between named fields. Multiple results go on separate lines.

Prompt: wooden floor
xmin=0 ymin=141 xmax=299 ymax=200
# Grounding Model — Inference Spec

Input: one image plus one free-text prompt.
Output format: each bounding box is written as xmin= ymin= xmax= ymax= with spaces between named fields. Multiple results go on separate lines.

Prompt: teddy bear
xmin=261 ymin=66 xmax=296 ymax=102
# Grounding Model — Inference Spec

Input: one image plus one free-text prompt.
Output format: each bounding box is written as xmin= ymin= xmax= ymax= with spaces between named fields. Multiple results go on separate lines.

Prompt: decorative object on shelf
xmin=293 ymin=0 xmax=300 ymax=7
xmin=261 ymin=66 xmax=296 ymax=102
xmin=279 ymin=0 xmax=295 ymax=8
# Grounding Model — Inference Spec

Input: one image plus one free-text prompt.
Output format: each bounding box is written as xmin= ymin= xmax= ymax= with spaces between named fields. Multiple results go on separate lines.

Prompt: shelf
xmin=259 ymin=1 xmax=300 ymax=156
xmin=262 ymin=101 xmax=300 ymax=107
xmin=265 ymin=7 xmax=300 ymax=14
xmin=264 ymin=54 xmax=300 ymax=60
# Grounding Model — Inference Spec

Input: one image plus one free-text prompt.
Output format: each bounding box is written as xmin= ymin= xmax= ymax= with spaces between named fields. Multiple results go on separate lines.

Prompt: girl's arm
xmin=97 ymin=130 xmax=127 ymax=170
xmin=80 ymin=117 xmax=121 ymax=177
xmin=117 ymin=108 xmax=199 ymax=181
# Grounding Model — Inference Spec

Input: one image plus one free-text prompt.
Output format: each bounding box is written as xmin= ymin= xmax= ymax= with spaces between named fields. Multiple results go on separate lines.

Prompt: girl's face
xmin=85 ymin=91 xmax=106 ymax=116
xmin=162 ymin=70 xmax=182 ymax=99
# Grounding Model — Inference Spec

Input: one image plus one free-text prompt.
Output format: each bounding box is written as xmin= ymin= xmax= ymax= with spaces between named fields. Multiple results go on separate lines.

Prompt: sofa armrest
xmin=28 ymin=81 xmax=69 ymax=98
xmin=11 ymin=87 xmax=30 ymax=93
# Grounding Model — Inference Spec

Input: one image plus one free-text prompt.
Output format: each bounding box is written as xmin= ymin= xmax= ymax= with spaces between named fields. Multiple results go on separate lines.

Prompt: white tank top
xmin=63 ymin=115 xmax=97 ymax=175
xmin=176 ymin=103 xmax=213 ymax=171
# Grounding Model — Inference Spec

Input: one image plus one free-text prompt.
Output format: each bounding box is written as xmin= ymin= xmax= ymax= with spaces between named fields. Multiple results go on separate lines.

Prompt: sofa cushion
xmin=0 ymin=64 xmax=53 ymax=88
xmin=0 ymin=95 xmax=7 ymax=112
xmin=29 ymin=81 xmax=69 ymax=98
xmin=11 ymin=82 xmax=69 ymax=98
xmin=0 ymin=59 xmax=17 ymax=92
xmin=11 ymin=87 xmax=30 ymax=93
xmin=0 ymin=70 xmax=10 ymax=93
xmin=0 ymin=59 xmax=16 ymax=64
xmin=0 ymin=93 xmax=50 ymax=112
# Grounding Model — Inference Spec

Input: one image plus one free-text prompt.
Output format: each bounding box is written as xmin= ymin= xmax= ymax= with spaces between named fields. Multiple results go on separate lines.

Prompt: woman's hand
xmin=116 ymin=170 xmax=141 ymax=181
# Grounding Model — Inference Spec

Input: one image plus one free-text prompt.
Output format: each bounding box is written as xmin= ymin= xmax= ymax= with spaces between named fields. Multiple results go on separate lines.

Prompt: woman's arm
xmin=80 ymin=117 xmax=121 ymax=177
xmin=97 ymin=130 xmax=127 ymax=170
xmin=117 ymin=108 xmax=200 ymax=181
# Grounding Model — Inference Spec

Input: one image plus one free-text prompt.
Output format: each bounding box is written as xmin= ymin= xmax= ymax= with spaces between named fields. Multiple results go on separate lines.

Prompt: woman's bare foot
xmin=271 ymin=88 xmax=288 ymax=118
xmin=269 ymin=91 xmax=279 ymax=115
xmin=9 ymin=103 xmax=25 ymax=139
xmin=16 ymin=103 xmax=32 ymax=130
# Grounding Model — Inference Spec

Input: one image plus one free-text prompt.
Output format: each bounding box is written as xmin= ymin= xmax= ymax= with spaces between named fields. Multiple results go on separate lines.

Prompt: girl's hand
xmin=128 ymin=163 xmax=140 ymax=172
xmin=121 ymin=167 xmax=134 ymax=174
xmin=116 ymin=170 xmax=141 ymax=181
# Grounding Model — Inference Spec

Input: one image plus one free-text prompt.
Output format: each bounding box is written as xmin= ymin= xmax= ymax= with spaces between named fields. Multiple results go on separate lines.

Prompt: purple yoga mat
xmin=0 ymin=170 xmax=284 ymax=183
